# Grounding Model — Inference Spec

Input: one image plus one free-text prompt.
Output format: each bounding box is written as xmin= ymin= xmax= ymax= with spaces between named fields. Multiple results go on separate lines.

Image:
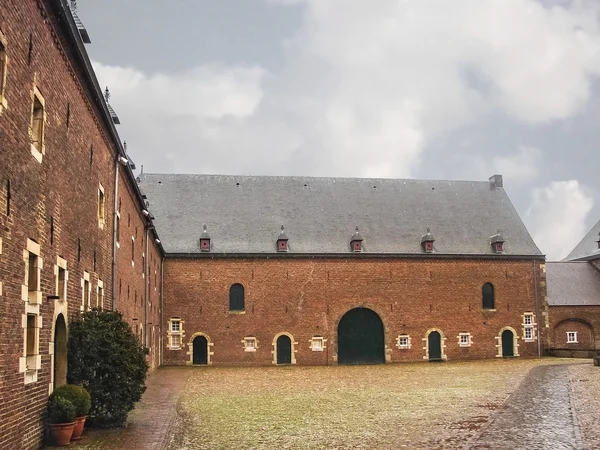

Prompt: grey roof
xmin=546 ymin=262 xmax=600 ymax=306
xmin=564 ymin=220 xmax=600 ymax=261
xmin=138 ymin=173 xmax=543 ymax=256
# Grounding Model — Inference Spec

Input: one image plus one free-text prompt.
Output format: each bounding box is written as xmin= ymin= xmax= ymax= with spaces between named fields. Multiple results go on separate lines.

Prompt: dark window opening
xmin=50 ymin=216 xmax=54 ymax=246
xmin=26 ymin=314 xmax=36 ymax=356
xmin=57 ymin=267 xmax=66 ymax=301
xmin=83 ymin=279 xmax=90 ymax=310
xmin=27 ymin=252 xmax=38 ymax=292
xmin=27 ymin=33 xmax=33 ymax=66
xmin=66 ymin=103 xmax=70 ymax=128
xmin=229 ymin=283 xmax=245 ymax=312
xmin=31 ymin=96 xmax=44 ymax=152
xmin=77 ymin=238 xmax=81 ymax=262
xmin=6 ymin=179 xmax=10 ymax=216
xmin=482 ymin=283 xmax=495 ymax=310
xmin=89 ymin=145 xmax=94 ymax=167
xmin=93 ymin=250 xmax=96 ymax=272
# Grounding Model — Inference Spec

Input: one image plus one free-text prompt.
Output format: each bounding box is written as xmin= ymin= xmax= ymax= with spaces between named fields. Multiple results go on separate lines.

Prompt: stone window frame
xmin=97 ymin=184 xmax=105 ymax=229
xmin=29 ymin=84 xmax=46 ymax=163
xmin=309 ymin=336 xmax=327 ymax=352
xmin=457 ymin=332 xmax=472 ymax=348
xmin=396 ymin=334 xmax=411 ymax=349
xmin=81 ymin=271 xmax=91 ymax=311
xmin=242 ymin=336 xmax=258 ymax=352
xmin=168 ymin=318 xmax=183 ymax=350
xmin=271 ymin=332 xmax=298 ymax=364
xmin=131 ymin=236 xmax=135 ymax=267
xmin=96 ymin=279 xmax=104 ymax=309
xmin=0 ymin=29 xmax=9 ymax=115
xmin=54 ymin=256 xmax=68 ymax=303
xmin=23 ymin=239 xmax=43 ymax=306
xmin=566 ymin=331 xmax=578 ymax=344
xmin=521 ymin=312 xmax=537 ymax=342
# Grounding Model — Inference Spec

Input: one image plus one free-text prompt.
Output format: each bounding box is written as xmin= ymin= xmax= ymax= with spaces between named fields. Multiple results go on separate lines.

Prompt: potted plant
xmin=51 ymin=384 xmax=92 ymax=441
xmin=47 ymin=396 xmax=76 ymax=446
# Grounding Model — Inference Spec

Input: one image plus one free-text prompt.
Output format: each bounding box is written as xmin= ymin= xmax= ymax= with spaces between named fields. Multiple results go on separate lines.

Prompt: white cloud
xmin=95 ymin=0 xmax=600 ymax=178
xmin=524 ymin=180 xmax=594 ymax=260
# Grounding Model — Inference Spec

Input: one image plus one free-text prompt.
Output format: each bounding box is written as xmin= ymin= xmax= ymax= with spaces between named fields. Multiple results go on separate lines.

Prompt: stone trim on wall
xmin=496 ymin=326 xmax=520 ymax=357
xmin=422 ymin=328 xmax=447 ymax=361
xmin=271 ymin=332 xmax=298 ymax=365
xmin=186 ymin=332 xmax=214 ymax=365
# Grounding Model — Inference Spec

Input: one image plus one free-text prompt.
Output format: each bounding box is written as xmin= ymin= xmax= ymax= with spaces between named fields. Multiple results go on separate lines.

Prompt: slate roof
xmin=546 ymin=262 xmax=600 ymax=306
xmin=564 ymin=220 xmax=600 ymax=261
xmin=138 ymin=174 xmax=543 ymax=256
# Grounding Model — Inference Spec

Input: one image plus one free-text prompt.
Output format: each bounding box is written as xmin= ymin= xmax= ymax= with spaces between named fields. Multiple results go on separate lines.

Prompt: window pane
xmin=229 ymin=284 xmax=245 ymax=311
xmin=482 ymin=283 xmax=494 ymax=309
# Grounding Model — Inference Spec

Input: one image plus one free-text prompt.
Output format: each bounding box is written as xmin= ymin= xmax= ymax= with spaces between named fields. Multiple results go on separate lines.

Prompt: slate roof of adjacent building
xmin=563 ymin=220 xmax=600 ymax=261
xmin=138 ymin=173 xmax=543 ymax=256
xmin=546 ymin=262 xmax=600 ymax=306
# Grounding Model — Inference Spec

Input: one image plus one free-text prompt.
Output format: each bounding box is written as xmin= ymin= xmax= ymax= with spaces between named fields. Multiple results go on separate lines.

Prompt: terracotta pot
xmin=48 ymin=422 xmax=76 ymax=446
xmin=71 ymin=416 xmax=87 ymax=441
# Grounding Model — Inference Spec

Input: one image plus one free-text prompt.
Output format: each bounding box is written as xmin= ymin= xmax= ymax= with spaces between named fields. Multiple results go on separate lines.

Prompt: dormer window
xmin=199 ymin=224 xmax=210 ymax=252
xmin=491 ymin=229 xmax=505 ymax=254
xmin=421 ymin=228 xmax=435 ymax=253
xmin=277 ymin=225 xmax=289 ymax=252
xmin=350 ymin=226 xmax=363 ymax=252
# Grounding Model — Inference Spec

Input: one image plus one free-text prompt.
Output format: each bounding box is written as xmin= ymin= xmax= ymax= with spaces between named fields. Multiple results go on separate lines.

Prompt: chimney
xmin=489 ymin=174 xmax=503 ymax=189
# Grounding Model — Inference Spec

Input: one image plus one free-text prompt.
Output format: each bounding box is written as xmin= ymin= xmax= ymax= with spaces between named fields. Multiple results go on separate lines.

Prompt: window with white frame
xmin=30 ymin=87 xmax=45 ymax=161
xmin=24 ymin=239 xmax=42 ymax=305
xmin=523 ymin=313 xmax=535 ymax=341
xmin=458 ymin=333 xmax=472 ymax=347
xmin=0 ymin=29 xmax=8 ymax=113
xmin=169 ymin=319 xmax=182 ymax=348
xmin=98 ymin=185 xmax=105 ymax=228
xmin=243 ymin=337 xmax=257 ymax=352
xmin=55 ymin=257 xmax=67 ymax=302
xmin=310 ymin=337 xmax=325 ymax=351
xmin=397 ymin=334 xmax=411 ymax=349
xmin=567 ymin=332 xmax=578 ymax=344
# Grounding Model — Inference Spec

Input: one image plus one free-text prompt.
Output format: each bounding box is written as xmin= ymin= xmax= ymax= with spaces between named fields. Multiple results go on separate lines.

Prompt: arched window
xmin=229 ymin=284 xmax=245 ymax=312
xmin=482 ymin=283 xmax=495 ymax=310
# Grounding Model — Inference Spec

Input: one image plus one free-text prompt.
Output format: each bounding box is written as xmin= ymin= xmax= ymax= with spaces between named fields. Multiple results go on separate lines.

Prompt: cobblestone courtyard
xmin=72 ymin=359 xmax=597 ymax=450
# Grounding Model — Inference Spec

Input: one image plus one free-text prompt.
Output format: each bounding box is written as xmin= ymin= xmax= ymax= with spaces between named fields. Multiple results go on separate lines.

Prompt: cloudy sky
xmin=78 ymin=0 xmax=600 ymax=260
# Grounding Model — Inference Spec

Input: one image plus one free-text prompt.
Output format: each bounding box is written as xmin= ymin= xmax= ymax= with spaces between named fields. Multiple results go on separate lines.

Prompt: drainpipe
xmin=111 ymin=157 xmax=120 ymax=311
xmin=533 ymin=260 xmax=541 ymax=358
xmin=144 ymin=225 xmax=150 ymax=350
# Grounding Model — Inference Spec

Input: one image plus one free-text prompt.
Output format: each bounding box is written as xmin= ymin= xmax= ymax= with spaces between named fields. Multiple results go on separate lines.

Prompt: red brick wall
xmin=548 ymin=305 xmax=599 ymax=351
xmin=162 ymin=258 xmax=545 ymax=366
xmin=0 ymin=1 xmax=161 ymax=447
xmin=114 ymin=170 xmax=162 ymax=371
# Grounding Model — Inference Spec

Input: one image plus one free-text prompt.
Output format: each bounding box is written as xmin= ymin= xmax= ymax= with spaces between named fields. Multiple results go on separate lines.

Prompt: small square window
xmin=243 ymin=337 xmax=257 ymax=352
xmin=567 ymin=332 xmax=578 ymax=344
xmin=397 ymin=335 xmax=411 ymax=349
xmin=311 ymin=337 xmax=324 ymax=351
xmin=458 ymin=333 xmax=471 ymax=347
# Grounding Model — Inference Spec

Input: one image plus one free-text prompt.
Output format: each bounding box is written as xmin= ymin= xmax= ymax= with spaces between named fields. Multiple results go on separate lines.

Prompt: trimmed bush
xmin=48 ymin=396 xmax=76 ymax=424
xmin=51 ymin=384 xmax=91 ymax=417
xmin=67 ymin=309 xmax=148 ymax=427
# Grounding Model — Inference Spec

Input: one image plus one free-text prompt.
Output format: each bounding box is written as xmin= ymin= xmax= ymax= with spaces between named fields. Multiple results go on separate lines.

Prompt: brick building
xmin=0 ymin=1 xmax=163 ymax=448
xmin=138 ymin=174 xmax=547 ymax=367
xmin=545 ymin=220 xmax=600 ymax=357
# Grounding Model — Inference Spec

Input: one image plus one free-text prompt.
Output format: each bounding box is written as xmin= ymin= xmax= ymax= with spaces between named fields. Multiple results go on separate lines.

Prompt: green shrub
xmin=47 ymin=396 xmax=76 ymax=424
xmin=67 ymin=309 xmax=148 ymax=427
xmin=51 ymin=384 xmax=91 ymax=417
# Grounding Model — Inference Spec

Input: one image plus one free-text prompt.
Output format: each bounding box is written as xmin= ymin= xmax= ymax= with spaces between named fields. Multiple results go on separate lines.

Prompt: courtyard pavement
xmin=65 ymin=359 xmax=597 ymax=450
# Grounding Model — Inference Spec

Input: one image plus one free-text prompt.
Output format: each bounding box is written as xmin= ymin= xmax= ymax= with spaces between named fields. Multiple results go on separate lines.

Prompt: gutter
xmin=164 ymin=252 xmax=546 ymax=261
xmin=111 ymin=157 xmax=119 ymax=311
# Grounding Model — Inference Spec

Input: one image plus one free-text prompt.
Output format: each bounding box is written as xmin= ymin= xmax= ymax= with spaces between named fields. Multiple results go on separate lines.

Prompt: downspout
xmin=144 ymin=226 xmax=150 ymax=349
xmin=111 ymin=157 xmax=120 ymax=311
xmin=160 ymin=255 xmax=164 ymax=366
xmin=533 ymin=260 xmax=541 ymax=358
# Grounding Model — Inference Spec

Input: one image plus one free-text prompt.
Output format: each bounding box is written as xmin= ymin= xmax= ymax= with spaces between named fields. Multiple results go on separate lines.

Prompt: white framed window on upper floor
xmin=98 ymin=184 xmax=105 ymax=229
xmin=55 ymin=256 xmax=68 ymax=303
xmin=522 ymin=313 xmax=536 ymax=342
xmin=81 ymin=271 xmax=91 ymax=312
xmin=23 ymin=238 xmax=42 ymax=305
xmin=29 ymin=86 xmax=45 ymax=162
xmin=567 ymin=332 xmax=578 ymax=344
xmin=0 ymin=28 xmax=8 ymax=114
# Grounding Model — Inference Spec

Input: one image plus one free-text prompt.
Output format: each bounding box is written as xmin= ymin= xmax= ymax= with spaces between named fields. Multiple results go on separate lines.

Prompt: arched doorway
xmin=337 ymin=307 xmax=385 ymax=365
xmin=193 ymin=335 xmax=208 ymax=365
xmin=276 ymin=335 xmax=292 ymax=364
xmin=428 ymin=331 xmax=442 ymax=361
xmin=54 ymin=314 xmax=67 ymax=388
xmin=502 ymin=330 xmax=515 ymax=357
